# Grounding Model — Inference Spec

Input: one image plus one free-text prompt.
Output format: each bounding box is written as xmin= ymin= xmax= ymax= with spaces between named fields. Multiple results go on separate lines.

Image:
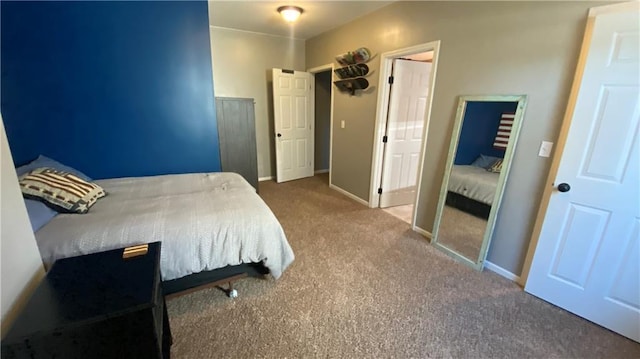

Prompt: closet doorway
xmin=309 ymin=65 xmax=334 ymax=185
xmin=370 ymin=42 xmax=440 ymax=226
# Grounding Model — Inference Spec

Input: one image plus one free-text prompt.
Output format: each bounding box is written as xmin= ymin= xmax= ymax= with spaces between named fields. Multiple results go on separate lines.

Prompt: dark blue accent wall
xmin=454 ymin=101 xmax=518 ymax=165
xmin=1 ymin=1 xmax=220 ymax=179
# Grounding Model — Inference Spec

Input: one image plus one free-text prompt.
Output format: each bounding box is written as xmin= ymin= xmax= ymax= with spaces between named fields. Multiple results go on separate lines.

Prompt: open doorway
xmin=314 ymin=70 xmax=332 ymax=185
xmin=369 ymin=42 xmax=440 ymax=227
xmin=380 ymin=55 xmax=433 ymax=222
xmin=309 ymin=64 xmax=334 ymax=186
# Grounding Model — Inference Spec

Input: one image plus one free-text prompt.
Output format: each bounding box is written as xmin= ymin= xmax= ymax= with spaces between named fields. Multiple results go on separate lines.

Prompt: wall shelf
xmin=334 ymin=47 xmax=372 ymax=95
xmin=333 ymin=78 xmax=370 ymax=96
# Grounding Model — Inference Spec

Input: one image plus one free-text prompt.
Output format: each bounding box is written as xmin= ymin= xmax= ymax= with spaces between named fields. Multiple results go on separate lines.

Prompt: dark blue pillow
xmin=470 ymin=154 xmax=502 ymax=169
xmin=24 ymin=198 xmax=58 ymax=232
xmin=16 ymin=155 xmax=91 ymax=181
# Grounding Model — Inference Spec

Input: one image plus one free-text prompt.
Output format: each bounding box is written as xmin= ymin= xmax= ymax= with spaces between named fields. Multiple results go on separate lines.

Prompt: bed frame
xmin=163 ymin=262 xmax=270 ymax=299
xmin=445 ymin=191 xmax=491 ymax=220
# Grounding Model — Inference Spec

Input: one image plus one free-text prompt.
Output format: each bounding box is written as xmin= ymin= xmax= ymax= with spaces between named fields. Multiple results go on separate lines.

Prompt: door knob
xmin=557 ymin=183 xmax=571 ymax=192
xmin=277 ymin=133 xmax=282 ymax=137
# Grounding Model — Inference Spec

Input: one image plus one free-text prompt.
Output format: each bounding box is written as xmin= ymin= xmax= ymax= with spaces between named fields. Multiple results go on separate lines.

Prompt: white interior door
xmin=380 ymin=59 xmax=431 ymax=208
xmin=525 ymin=2 xmax=639 ymax=342
xmin=272 ymin=69 xmax=314 ymax=183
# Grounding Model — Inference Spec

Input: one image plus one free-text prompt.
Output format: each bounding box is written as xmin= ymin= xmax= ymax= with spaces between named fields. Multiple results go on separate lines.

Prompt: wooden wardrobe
xmin=215 ymin=97 xmax=259 ymax=191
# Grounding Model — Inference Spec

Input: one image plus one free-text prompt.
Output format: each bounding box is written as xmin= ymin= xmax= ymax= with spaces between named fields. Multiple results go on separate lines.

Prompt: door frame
xmin=369 ymin=41 xmax=441 ymax=226
xmin=308 ymin=64 xmax=335 ymax=186
xmin=379 ymin=59 xmax=433 ymax=208
xmin=520 ymin=1 xmax=638 ymax=285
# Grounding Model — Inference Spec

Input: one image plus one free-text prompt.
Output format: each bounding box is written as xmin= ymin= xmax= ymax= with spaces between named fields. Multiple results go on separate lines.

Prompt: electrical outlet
xmin=538 ymin=141 xmax=553 ymax=157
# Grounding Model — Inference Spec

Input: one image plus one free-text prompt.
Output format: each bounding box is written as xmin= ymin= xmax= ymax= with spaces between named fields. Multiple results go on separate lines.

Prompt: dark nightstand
xmin=1 ymin=242 xmax=171 ymax=359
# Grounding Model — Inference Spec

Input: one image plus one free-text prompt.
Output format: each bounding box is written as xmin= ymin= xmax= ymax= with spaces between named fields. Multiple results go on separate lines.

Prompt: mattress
xmin=447 ymin=165 xmax=499 ymax=205
xmin=35 ymin=172 xmax=294 ymax=281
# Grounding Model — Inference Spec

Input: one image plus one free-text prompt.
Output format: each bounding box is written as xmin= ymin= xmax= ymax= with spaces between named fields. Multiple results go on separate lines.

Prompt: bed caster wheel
xmin=228 ymin=289 xmax=238 ymax=298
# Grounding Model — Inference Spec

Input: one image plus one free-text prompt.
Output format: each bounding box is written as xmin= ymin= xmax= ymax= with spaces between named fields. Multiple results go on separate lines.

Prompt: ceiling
xmin=208 ymin=1 xmax=395 ymax=40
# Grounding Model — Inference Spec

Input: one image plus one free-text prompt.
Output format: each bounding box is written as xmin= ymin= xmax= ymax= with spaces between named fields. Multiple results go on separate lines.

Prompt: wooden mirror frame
xmin=431 ymin=95 xmax=528 ymax=270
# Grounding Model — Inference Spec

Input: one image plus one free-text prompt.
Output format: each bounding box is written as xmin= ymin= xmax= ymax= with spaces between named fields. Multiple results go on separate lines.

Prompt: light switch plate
xmin=538 ymin=141 xmax=553 ymax=157
xmin=341 ymin=120 xmax=346 ymax=129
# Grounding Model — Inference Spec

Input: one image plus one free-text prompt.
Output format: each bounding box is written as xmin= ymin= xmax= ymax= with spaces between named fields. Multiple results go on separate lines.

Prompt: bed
xmin=32 ymin=170 xmax=295 ymax=296
xmin=446 ymin=165 xmax=500 ymax=219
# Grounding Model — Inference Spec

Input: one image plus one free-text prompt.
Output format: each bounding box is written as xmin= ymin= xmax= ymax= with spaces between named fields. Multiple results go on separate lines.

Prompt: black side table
xmin=1 ymin=242 xmax=171 ymax=359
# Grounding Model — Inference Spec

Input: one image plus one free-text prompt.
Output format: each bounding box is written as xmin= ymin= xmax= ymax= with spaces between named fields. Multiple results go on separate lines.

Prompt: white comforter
xmin=448 ymin=165 xmax=499 ymax=205
xmin=35 ymin=172 xmax=294 ymax=281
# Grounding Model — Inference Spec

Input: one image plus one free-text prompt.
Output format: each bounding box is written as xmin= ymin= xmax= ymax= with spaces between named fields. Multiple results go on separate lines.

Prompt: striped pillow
xmin=20 ymin=168 xmax=106 ymax=214
xmin=493 ymin=112 xmax=515 ymax=150
xmin=488 ymin=159 xmax=503 ymax=173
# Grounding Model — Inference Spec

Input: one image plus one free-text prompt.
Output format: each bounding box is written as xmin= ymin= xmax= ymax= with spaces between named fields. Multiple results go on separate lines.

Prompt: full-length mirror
xmin=432 ymin=95 xmax=527 ymax=270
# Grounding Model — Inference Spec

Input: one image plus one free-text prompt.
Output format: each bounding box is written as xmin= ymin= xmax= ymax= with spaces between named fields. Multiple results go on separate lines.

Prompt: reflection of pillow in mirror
xmin=471 ymin=155 xmax=501 ymax=169
xmin=488 ymin=159 xmax=503 ymax=173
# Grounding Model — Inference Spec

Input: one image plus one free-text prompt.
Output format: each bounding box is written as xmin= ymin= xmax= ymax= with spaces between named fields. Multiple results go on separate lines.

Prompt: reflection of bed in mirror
xmin=446 ymin=164 xmax=500 ymax=219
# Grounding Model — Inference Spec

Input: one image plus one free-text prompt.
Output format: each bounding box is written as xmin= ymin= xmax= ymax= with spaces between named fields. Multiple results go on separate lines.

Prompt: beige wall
xmin=306 ymin=1 xmax=607 ymax=275
xmin=209 ymin=27 xmax=306 ymax=178
xmin=1 ymin=117 xmax=45 ymax=335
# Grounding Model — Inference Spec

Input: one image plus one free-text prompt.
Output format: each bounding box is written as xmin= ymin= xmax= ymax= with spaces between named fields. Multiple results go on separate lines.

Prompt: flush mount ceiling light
xmin=277 ymin=5 xmax=303 ymax=23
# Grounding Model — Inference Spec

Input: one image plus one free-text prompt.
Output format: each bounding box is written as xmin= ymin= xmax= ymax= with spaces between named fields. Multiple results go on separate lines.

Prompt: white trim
xmin=588 ymin=1 xmax=639 ymax=16
xmin=329 ymin=184 xmax=368 ymax=206
xmin=484 ymin=261 xmax=522 ymax=284
xmin=261 ymin=171 xmax=327 ymax=181
xmin=209 ymin=25 xmax=304 ymax=41
xmin=307 ymin=64 xmax=335 ymax=188
xmin=307 ymin=64 xmax=332 ymax=74
xmin=369 ymin=40 xmax=441 ymax=234
xmin=412 ymin=226 xmax=432 ymax=239
xmin=411 ymin=43 xmax=440 ymax=227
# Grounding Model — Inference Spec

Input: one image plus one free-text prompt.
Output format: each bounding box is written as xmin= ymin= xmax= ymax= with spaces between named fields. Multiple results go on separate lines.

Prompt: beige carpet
xmin=167 ymin=174 xmax=639 ymax=358
xmin=436 ymin=205 xmax=488 ymax=261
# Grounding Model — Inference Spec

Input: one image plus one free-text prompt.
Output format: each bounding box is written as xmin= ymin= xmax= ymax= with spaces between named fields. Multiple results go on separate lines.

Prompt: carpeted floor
xmin=437 ymin=205 xmax=488 ymax=261
xmin=167 ymin=174 xmax=640 ymax=358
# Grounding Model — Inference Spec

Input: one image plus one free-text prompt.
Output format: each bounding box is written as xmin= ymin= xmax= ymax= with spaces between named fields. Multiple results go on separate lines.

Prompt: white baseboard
xmin=261 ymin=171 xmax=326 ymax=181
xmin=329 ymin=184 xmax=368 ymax=206
xmin=484 ymin=260 xmax=521 ymax=283
xmin=413 ymin=226 xmax=432 ymax=239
